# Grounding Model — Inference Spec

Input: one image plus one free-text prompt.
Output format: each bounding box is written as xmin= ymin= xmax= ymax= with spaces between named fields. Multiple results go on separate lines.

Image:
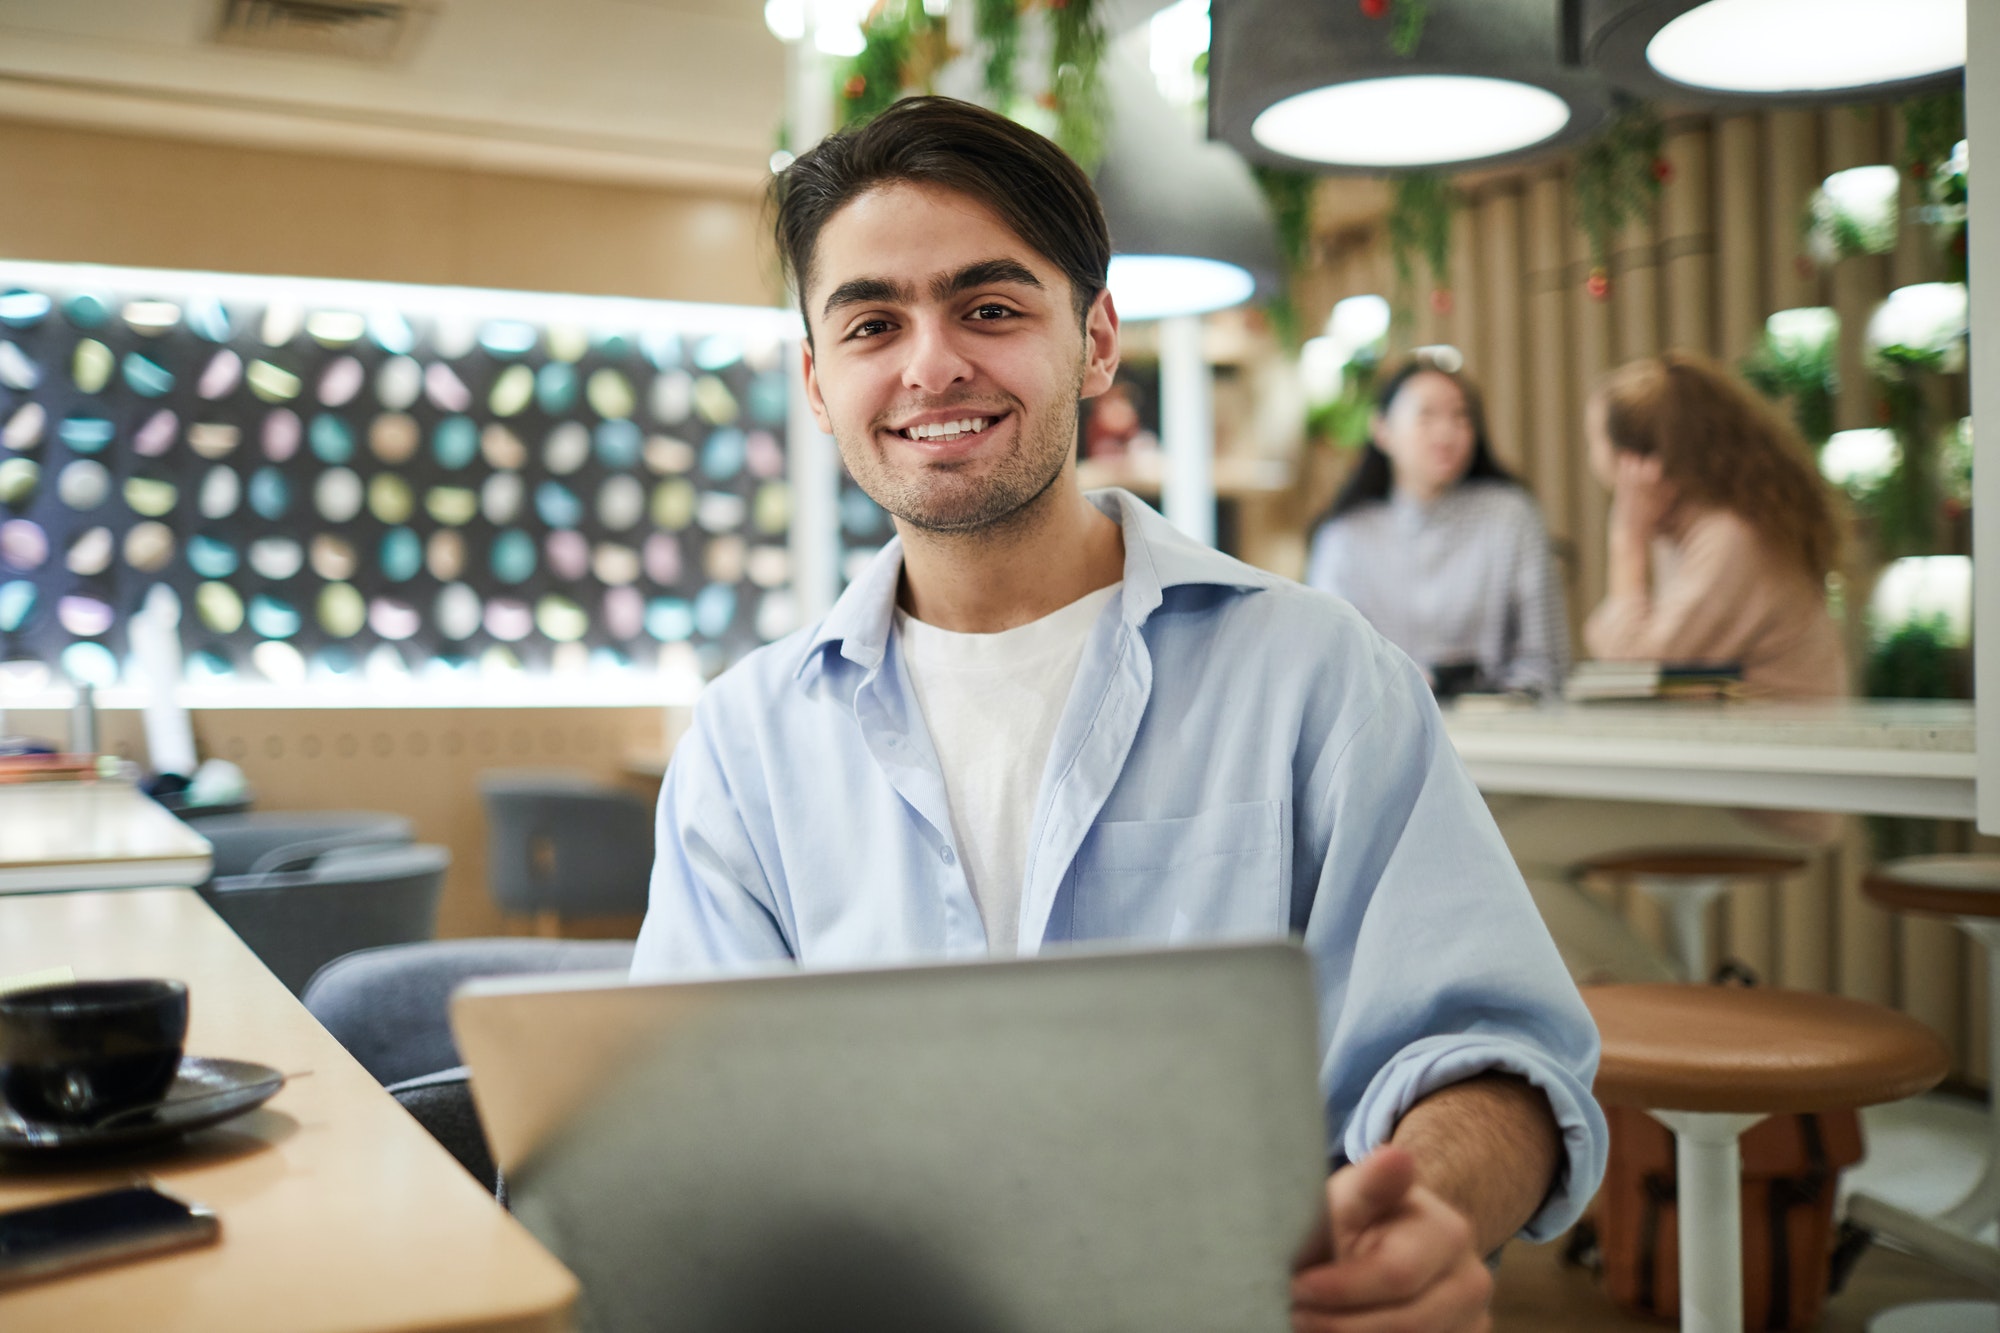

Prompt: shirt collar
xmin=794 ymin=487 xmax=1275 ymax=684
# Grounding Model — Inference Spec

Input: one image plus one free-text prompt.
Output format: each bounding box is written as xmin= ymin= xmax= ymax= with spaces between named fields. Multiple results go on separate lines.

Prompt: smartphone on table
xmin=0 ymin=1182 xmax=219 ymax=1289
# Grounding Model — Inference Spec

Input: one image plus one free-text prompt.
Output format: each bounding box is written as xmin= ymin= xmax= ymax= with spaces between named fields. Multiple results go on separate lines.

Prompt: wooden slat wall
xmin=1302 ymin=107 xmax=1984 ymax=1079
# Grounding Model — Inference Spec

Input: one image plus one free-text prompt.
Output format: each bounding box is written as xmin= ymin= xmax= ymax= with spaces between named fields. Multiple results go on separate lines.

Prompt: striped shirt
xmin=1306 ymin=480 xmax=1570 ymax=696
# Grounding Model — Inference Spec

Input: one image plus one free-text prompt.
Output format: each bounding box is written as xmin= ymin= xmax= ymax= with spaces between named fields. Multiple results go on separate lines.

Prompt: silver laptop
xmin=452 ymin=942 xmax=1328 ymax=1333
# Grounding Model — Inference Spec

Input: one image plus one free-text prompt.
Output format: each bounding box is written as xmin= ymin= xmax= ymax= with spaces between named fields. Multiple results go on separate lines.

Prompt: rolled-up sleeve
xmin=631 ymin=706 xmax=794 ymax=982
xmin=1303 ymin=646 xmax=1606 ymax=1241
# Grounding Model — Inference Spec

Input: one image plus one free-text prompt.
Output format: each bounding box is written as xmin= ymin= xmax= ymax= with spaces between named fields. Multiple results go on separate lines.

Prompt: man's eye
xmin=848 ymin=319 xmax=892 ymax=340
xmin=970 ymin=304 xmax=1016 ymax=321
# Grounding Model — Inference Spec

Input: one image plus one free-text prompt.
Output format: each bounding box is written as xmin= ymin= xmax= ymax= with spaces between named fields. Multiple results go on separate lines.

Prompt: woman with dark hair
xmin=1584 ymin=353 xmax=1846 ymax=698
xmin=1306 ymin=357 xmax=1569 ymax=697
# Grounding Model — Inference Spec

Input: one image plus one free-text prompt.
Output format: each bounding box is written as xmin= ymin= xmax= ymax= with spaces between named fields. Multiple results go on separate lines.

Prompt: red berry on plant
xmin=1360 ymin=0 xmax=1388 ymax=17
xmin=1430 ymin=288 xmax=1453 ymax=315
xmin=1651 ymin=157 xmax=1674 ymax=184
xmin=843 ymin=75 xmax=867 ymax=99
xmin=1586 ymin=268 xmax=1610 ymax=300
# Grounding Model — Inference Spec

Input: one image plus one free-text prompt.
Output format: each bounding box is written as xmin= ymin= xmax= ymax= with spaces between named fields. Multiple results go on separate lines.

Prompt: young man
xmin=633 ymin=96 xmax=1605 ymax=1330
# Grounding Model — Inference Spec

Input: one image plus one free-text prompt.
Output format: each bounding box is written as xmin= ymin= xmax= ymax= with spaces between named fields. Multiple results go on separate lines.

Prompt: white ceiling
xmin=0 ymin=0 xmax=785 ymax=193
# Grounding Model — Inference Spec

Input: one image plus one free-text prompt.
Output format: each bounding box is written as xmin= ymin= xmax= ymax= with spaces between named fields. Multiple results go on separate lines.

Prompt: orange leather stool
xmin=1573 ymin=850 xmax=1809 ymax=983
xmin=1586 ymin=984 xmax=1949 ymax=1333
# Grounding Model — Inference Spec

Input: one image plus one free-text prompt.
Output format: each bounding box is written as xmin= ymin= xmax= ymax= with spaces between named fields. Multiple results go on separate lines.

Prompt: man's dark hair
xmin=771 ymin=96 xmax=1111 ymax=337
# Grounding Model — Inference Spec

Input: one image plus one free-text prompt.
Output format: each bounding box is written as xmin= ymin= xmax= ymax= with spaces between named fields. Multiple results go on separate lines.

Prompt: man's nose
xmin=899 ymin=319 xmax=975 ymax=393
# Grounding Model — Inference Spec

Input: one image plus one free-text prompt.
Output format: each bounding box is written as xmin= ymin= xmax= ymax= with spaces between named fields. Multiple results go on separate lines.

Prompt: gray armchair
xmin=478 ymin=772 xmax=654 ymax=926
xmin=202 ymin=842 xmax=448 ymax=994
xmin=194 ymin=810 xmax=414 ymax=879
xmin=303 ymin=938 xmax=636 ymax=1193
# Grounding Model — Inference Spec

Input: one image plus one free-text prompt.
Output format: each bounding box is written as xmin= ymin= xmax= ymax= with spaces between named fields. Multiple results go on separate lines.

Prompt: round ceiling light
xmin=1647 ymin=0 xmax=1964 ymax=95
xmin=1107 ymin=255 xmax=1256 ymax=322
xmin=1251 ymin=76 xmax=1571 ymax=169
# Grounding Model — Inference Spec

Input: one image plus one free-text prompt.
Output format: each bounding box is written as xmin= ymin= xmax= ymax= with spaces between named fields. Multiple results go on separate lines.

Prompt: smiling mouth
xmin=894 ymin=415 xmax=1001 ymax=443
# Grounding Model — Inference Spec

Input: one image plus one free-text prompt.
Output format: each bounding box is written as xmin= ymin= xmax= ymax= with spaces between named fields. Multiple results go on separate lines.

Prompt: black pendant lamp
xmin=1209 ymin=0 xmax=1615 ymax=173
xmin=1095 ymin=41 xmax=1282 ymax=319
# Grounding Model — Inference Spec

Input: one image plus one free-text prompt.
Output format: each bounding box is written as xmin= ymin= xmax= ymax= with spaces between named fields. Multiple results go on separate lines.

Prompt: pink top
xmin=1584 ymin=507 xmax=1848 ymax=700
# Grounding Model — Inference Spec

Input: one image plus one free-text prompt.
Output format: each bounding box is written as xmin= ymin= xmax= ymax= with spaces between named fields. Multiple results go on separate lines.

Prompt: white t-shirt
xmin=895 ymin=583 xmax=1122 ymax=955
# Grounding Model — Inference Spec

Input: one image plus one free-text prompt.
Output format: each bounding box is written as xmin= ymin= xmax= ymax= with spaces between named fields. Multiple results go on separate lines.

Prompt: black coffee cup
xmin=0 ymin=979 xmax=189 ymax=1126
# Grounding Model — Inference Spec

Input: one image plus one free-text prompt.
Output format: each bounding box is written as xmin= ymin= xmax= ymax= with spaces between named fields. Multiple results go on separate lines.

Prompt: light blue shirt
xmin=634 ymin=489 xmax=1606 ymax=1241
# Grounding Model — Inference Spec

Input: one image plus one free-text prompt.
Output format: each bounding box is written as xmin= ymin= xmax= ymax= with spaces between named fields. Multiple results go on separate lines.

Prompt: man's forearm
xmin=1387 ymin=1073 xmax=1564 ymax=1255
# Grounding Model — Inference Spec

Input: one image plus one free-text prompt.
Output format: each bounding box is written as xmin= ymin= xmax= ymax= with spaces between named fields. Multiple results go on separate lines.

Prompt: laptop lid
xmin=452 ymin=942 xmax=1328 ymax=1333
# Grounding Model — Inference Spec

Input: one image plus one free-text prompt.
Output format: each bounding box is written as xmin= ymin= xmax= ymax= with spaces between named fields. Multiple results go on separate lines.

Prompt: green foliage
xmin=1873 ymin=378 xmax=1940 ymax=557
xmin=836 ymin=0 xmax=950 ymax=128
xmin=1389 ymin=0 xmax=1428 ymax=56
xmin=1306 ymin=354 xmax=1381 ymax=450
xmin=975 ymin=0 xmax=1021 ymax=109
xmin=1386 ymin=172 xmax=1455 ymax=314
xmin=1253 ymin=166 xmax=1318 ymax=349
xmin=1572 ymin=104 xmax=1663 ymax=270
xmin=1048 ymin=0 xmax=1109 ymax=171
xmin=1902 ymin=88 xmax=1965 ymax=178
xmin=1865 ymin=615 xmax=1958 ymax=699
xmin=1741 ymin=337 xmax=1836 ymax=445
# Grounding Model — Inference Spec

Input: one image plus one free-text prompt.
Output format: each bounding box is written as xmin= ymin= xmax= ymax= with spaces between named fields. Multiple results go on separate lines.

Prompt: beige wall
xmin=0 ymin=117 xmax=773 ymax=306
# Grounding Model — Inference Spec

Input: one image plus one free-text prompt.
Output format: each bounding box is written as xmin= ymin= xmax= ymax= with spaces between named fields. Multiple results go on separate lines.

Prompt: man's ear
xmin=801 ymin=337 xmax=835 ymax=435
xmin=1078 ymin=287 xmax=1121 ymax=400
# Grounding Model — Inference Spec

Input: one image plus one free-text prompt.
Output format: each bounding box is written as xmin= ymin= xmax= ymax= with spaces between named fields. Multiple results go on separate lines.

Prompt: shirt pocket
xmin=1064 ymin=800 xmax=1289 ymax=944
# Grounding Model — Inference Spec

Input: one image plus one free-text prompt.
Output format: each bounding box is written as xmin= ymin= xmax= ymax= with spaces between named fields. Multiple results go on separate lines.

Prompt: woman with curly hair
xmin=1584 ymin=353 xmax=1846 ymax=698
xmin=1496 ymin=355 xmax=1848 ymax=983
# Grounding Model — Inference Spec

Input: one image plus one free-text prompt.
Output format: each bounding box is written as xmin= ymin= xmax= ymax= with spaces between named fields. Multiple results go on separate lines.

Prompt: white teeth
xmin=902 ymin=416 xmax=992 ymax=441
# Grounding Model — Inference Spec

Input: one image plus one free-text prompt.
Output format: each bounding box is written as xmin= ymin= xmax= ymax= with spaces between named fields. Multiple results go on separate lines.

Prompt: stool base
xmin=1654 ymin=1109 xmax=1767 ymax=1333
xmin=1868 ymin=1300 xmax=2000 ymax=1332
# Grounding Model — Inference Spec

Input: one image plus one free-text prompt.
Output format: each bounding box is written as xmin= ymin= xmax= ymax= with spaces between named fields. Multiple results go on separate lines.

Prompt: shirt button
xmin=940 ymin=846 xmax=956 ymax=865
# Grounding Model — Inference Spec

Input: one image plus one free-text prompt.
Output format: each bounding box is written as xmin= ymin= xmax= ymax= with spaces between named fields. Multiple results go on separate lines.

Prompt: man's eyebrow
xmin=817 ymin=260 xmax=1044 ymax=322
xmin=820 ymin=276 xmax=913 ymax=320
xmin=932 ymin=259 xmax=1043 ymax=300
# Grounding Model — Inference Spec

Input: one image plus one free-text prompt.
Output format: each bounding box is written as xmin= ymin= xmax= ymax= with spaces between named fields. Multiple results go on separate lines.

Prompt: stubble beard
xmin=837 ymin=366 xmax=1085 ymax=541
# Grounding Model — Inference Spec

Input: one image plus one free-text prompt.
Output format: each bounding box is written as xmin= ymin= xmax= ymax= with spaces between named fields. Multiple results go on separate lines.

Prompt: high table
xmin=1442 ymin=700 xmax=1976 ymax=819
xmin=0 ymin=887 xmax=578 ymax=1332
xmin=0 ymin=782 xmax=214 ymax=894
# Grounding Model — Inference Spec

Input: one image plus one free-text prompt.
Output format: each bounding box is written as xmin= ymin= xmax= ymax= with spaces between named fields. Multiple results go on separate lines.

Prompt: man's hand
xmin=1289 ymin=1145 xmax=1493 ymax=1333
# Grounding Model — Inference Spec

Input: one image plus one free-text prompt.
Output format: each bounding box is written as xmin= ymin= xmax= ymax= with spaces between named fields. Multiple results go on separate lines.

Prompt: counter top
xmin=1442 ymin=700 xmax=1975 ymax=817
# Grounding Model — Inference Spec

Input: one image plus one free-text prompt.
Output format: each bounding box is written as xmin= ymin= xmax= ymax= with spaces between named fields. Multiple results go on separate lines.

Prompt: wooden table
xmin=0 ymin=782 xmax=214 ymax=894
xmin=0 ymin=888 xmax=577 ymax=1332
xmin=1443 ymin=700 xmax=1977 ymax=819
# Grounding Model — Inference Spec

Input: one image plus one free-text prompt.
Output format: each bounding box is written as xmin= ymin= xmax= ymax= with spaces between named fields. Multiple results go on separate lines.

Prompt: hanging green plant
xmin=1571 ymin=103 xmax=1664 ymax=300
xmin=1306 ymin=354 xmax=1382 ymax=450
xmin=1902 ymin=90 xmax=1969 ymax=282
xmin=1902 ymin=87 xmax=1965 ymax=183
xmin=975 ymin=0 xmax=1023 ymax=110
xmin=1386 ymin=172 xmax=1456 ymax=322
xmin=835 ymin=0 xmax=952 ymax=129
xmin=1252 ymin=166 xmax=1317 ymax=348
xmin=1741 ymin=307 xmax=1838 ymax=445
xmin=1356 ymin=0 xmax=1427 ymax=56
xmin=1047 ymin=0 xmax=1109 ymax=171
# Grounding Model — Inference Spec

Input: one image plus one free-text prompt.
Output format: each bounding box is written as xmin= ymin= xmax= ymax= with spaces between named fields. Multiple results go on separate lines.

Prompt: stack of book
xmin=1563 ymin=660 xmax=1745 ymax=703
xmin=0 ymin=753 xmax=106 ymax=784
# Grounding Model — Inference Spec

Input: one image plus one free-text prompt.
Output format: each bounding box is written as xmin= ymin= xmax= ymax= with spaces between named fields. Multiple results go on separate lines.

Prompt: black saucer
xmin=0 ymin=1056 xmax=287 ymax=1157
